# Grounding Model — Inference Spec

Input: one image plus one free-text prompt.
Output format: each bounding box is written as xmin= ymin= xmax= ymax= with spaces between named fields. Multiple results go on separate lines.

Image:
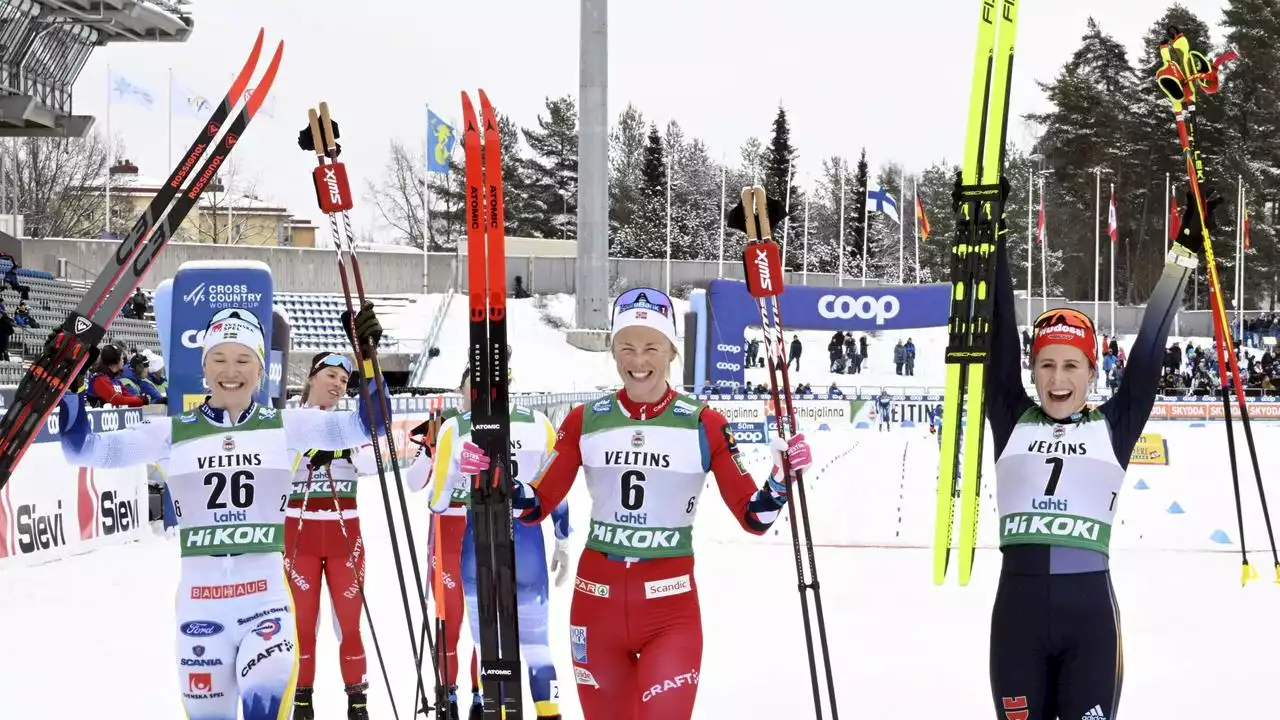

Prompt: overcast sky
xmin=76 ymin=0 xmax=1230 ymax=242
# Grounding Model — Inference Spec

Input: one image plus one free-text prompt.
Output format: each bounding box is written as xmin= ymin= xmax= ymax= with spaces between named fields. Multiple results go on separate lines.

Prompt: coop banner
xmin=703 ymin=280 xmax=951 ymax=389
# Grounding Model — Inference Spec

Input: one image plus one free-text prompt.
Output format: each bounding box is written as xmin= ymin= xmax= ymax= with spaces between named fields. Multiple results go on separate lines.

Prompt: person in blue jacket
xmin=928 ymin=403 xmax=943 ymax=446
xmin=121 ymin=352 xmax=166 ymax=404
xmin=876 ymin=389 xmax=893 ymax=432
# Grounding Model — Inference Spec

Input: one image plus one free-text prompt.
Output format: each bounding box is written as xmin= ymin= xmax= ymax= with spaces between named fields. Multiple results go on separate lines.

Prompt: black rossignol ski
xmin=461 ymin=89 xmax=522 ymax=719
xmin=0 ymin=29 xmax=283 ymax=492
xmin=729 ymin=186 xmax=839 ymax=720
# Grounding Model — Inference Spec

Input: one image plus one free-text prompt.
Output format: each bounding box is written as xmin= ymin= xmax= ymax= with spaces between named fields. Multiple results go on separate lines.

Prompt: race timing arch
xmin=691 ymin=279 xmax=953 ymax=389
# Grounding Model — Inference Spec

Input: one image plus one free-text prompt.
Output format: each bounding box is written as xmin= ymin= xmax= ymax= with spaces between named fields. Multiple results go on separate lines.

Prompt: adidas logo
xmin=1082 ymin=705 xmax=1107 ymax=720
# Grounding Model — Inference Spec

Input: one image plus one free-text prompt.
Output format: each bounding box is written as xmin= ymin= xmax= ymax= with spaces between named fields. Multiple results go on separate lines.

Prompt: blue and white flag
xmin=867 ymin=186 xmax=900 ymax=223
xmin=427 ymin=108 xmax=457 ymax=174
xmin=108 ymin=71 xmax=155 ymax=110
xmin=171 ymin=74 xmax=213 ymax=118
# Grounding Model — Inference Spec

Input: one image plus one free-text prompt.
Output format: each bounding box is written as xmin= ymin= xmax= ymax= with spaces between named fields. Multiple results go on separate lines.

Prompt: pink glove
xmin=459 ymin=441 xmax=491 ymax=475
xmin=770 ymin=433 xmax=813 ymax=480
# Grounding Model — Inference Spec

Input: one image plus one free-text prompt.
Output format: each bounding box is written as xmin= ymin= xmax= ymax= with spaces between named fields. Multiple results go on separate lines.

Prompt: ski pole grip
xmin=742 ymin=241 xmax=784 ymax=298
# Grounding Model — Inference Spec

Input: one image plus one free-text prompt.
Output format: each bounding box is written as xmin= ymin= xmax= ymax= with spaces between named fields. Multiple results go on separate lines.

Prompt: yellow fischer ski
xmin=934 ymin=0 xmax=1020 ymax=586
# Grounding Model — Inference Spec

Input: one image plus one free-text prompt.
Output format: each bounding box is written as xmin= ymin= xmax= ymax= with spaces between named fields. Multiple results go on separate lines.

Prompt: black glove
xmin=297 ymin=117 xmax=341 ymax=156
xmin=725 ymin=193 xmax=787 ymax=236
xmin=340 ymin=301 xmax=382 ymax=351
xmin=1175 ymin=187 xmax=1222 ymax=252
xmin=306 ymin=449 xmax=336 ymax=470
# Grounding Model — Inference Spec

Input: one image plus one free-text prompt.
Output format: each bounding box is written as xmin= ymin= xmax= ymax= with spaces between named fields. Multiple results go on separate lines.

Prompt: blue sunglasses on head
xmin=312 ymin=353 xmax=354 ymax=375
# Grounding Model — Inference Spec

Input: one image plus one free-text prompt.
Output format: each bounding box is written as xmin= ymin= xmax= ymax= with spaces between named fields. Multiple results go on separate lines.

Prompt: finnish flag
xmin=867 ymin=186 xmax=900 ymax=224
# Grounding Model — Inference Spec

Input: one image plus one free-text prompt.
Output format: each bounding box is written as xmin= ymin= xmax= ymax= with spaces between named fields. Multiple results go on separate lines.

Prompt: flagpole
xmin=105 ymin=65 xmax=112 ymax=235
xmin=665 ymin=141 xmax=673 ymax=294
xmin=1109 ymin=183 xmax=1115 ymax=336
xmin=1237 ymin=175 xmax=1243 ymax=337
xmin=1039 ymin=178 xmax=1047 ymax=314
xmin=717 ymin=161 xmax=726 ymax=277
xmin=1026 ymin=165 xmax=1033 ymax=324
xmin=837 ymin=164 xmax=845 ymax=285
xmin=913 ymin=177 xmax=920 ymax=284
xmin=802 ymin=183 xmax=810 ymax=284
xmin=861 ymin=178 xmax=870 ymax=287
xmin=781 ymin=156 xmax=793 ymax=271
xmin=1093 ymin=167 xmax=1100 ymax=332
xmin=422 ymin=104 xmax=432 ymax=292
xmin=898 ymin=168 xmax=905 ymax=284
xmin=167 ymin=67 xmax=173 ymax=168
xmin=1166 ymin=173 xmax=1176 ymax=336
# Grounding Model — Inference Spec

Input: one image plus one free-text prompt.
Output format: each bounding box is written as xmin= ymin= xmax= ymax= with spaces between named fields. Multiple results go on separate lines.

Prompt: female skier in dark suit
xmin=984 ymin=189 xmax=1210 ymax=719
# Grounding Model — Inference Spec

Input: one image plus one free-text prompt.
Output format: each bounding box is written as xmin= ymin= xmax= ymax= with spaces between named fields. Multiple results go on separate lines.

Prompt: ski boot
xmin=468 ymin=696 xmax=482 ymax=720
xmin=293 ymin=688 xmax=315 ymax=720
xmin=347 ymin=690 xmax=370 ymax=720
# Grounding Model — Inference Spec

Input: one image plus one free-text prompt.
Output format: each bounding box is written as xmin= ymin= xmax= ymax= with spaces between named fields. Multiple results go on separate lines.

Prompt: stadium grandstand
xmin=0 ymin=253 xmax=424 ymax=391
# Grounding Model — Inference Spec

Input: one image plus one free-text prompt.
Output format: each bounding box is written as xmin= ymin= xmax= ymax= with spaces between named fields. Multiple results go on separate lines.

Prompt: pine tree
xmin=521 ymin=96 xmax=579 ymax=238
xmin=609 ymin=104 xmax=648 ymax=247
xmin=850 ymin=149 xmax=869 ymax=280
xmin=761 ymin=106 xmax=805 ymax=271
xmin=1220 ymin=0 xmax=1280 ymax=311
xmin=497 ymin=114 xmax=541 ymax=239
xmin=1028 ymin=18 xmax=1145 ymax=303
xmin=613 ymin=124 xmax=666 ymax=259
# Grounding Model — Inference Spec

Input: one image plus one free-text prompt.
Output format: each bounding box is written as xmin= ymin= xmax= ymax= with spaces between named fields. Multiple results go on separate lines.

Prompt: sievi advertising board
xmin=703 ymin=280 xmax=951 ymax=389
xmin=0 ymin=407 xmax=147 ymax=566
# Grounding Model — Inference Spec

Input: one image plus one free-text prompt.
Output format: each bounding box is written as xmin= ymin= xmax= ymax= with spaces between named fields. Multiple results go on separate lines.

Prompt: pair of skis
xmin=0 ymin=29 xmax=282 ymax=493
xmin=933 ymin=0 xmax=1019 ymax=586
xmin=731 ymin=187 xmax=838 ymax=719
xmin=1154 ymin=32 xmax=1278 ymax=583
xmin=460 ymin=89 xmax=523 ymax=719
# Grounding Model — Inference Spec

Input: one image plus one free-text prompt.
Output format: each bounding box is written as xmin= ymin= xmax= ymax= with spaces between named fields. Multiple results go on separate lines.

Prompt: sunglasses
xmin=312 ymin=353 xmax=354 ymax=374
xmin=613 ymin=287 xmax=675 ymax=325
xmin=1034 ymin=308 xmax=1095 ymax=334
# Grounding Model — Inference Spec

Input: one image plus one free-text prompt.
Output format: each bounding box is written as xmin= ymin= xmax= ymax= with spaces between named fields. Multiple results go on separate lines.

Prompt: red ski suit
xmin=284 ymin=445 xmax=376 ymax=691
xmin=405 ymin=428 xmax=470 ymax=689
xmin=520 ymin=388 xmax=785 ymax=720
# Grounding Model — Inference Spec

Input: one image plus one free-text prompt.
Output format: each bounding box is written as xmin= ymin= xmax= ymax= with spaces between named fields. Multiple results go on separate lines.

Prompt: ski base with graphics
xmin=461 ymin=88 xmax=523 ymax=720
xmin=933 ymin=0 xmax=1019 ymax=586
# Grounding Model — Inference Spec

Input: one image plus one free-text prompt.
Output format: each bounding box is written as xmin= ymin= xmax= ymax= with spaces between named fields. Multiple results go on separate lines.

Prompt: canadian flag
xmin=1169 ymin=187 xmax=1181 ymax=241
xmin=1108 ymin=185 xmax=1118 ymax=243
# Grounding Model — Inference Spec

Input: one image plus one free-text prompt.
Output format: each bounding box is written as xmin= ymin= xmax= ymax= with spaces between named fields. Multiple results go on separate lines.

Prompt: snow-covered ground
xmin=2 ymin=422 xmax=1278 ymax=718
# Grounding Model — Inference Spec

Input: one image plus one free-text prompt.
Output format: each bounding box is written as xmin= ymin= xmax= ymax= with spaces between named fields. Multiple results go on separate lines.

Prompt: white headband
xmin=202 ymin=315 xmax=265 ymax=367
xmin=611 ymin=304 xmax=678 ymax=347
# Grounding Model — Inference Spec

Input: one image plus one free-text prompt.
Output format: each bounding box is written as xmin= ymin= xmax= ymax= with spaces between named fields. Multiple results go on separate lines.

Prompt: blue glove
xmin=58 ymin=391 xmax=90 ymax=454
xmin=510 ymin=478 xmax=538 ymax=513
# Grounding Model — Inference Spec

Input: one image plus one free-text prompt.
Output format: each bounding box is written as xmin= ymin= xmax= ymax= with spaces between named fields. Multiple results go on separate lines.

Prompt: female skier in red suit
xmin=285 ymin=352 xmax=377 ymax=720
xmin=479 ymin=287 xmax=811 ymax=720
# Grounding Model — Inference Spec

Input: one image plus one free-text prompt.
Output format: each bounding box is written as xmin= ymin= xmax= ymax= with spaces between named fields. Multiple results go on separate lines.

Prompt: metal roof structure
xmin=0 ymin=0 xmax=193 ymax=137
